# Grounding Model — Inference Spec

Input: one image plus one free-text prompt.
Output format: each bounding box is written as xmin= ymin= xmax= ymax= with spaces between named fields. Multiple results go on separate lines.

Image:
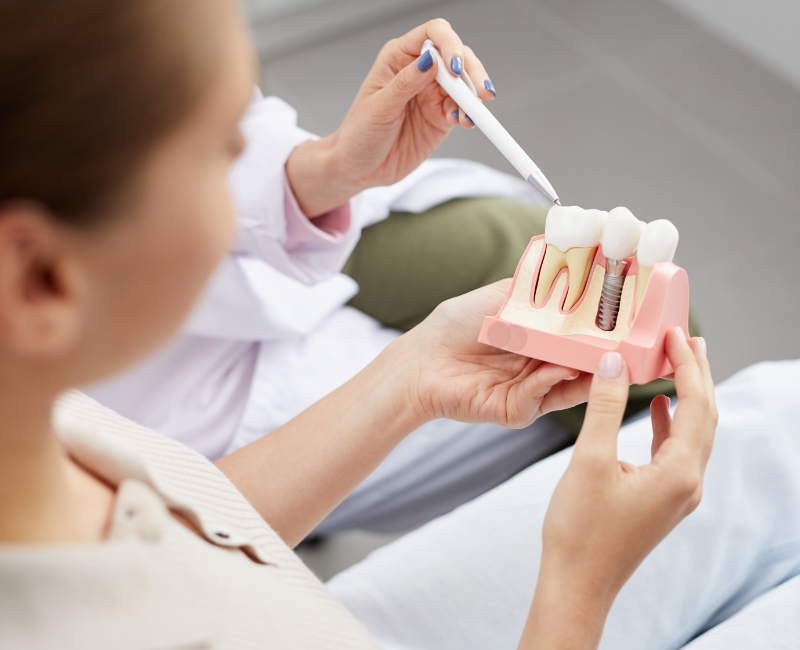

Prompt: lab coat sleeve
xmin=186 ymin=91 xmax=550 ymax=343
xmin=228 ymin=89 xmax=360 ymax=285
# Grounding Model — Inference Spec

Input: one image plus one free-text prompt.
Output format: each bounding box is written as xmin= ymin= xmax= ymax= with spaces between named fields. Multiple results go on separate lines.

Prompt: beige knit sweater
xmin=0 ymin=391 xmax=381 ymax=650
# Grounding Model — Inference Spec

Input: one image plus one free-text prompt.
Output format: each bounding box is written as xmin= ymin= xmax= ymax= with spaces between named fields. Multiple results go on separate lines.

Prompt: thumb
xmin=376 ymin=50 xmax=438 ymax=112
xmin=574 ymin=352 xmax=630 ymax=461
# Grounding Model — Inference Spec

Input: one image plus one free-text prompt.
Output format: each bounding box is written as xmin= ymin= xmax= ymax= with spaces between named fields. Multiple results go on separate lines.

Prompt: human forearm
xmin=215 ymin=282 xmax=591 ymax=548
xmin=518 ymin=333 xmax=715 ymax=649
xmin=215 ymin=335 xmax=426 ymax=547
xmin=517 ymin=567 xmax=614 ymax=650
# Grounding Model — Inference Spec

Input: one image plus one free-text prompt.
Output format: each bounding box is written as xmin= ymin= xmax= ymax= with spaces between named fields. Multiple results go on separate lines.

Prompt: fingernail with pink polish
xmin=598 ymin=352 xmax=622 ymax=379
xmin=698 ymin=337 xmax=707 ymax=357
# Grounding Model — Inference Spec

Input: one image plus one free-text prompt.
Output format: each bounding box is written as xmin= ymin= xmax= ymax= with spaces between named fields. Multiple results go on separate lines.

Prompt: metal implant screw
xmin=597 ymin=259 xmax=628 ymax=331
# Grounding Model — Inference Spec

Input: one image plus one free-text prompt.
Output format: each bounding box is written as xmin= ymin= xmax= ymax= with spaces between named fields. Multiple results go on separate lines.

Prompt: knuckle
xmin=686 ymin=487 xmax=703 ymax=512
xmin=586 ymin=398 xmax=622 ymax=419
xmin=709 ymin=404 xmax=719 ymax=426
xmin=393 ymin=71 xmax=414 ymax=94
xmin=430 ymin=17 xmax=452 ymax=30
xmin=571 ymin=449 xmax=606 ymax=476
xmin=696 ymin=393 xmax=711 ymax=411
xmin=671 ymin=471 xmax=701 ymax=503
xmin=586 ymin=389 xmax=625 ymax=417
xmin=379 ymin=38 xmax=398 ymax=56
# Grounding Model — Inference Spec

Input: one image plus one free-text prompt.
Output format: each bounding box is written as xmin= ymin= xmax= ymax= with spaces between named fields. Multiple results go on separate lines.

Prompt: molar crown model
xmin=535 ymin=205 xmax=607 ymax=312
xmin=477 ymin=204 xmax=688 ymax=385
xmin=636 ymin=219 xmax=680 ymax=310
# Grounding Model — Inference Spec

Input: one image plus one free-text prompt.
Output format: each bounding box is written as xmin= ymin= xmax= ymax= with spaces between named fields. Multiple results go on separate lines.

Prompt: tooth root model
xmin=596 ymin=207 xmax=645 ymax=332
xmin=478 ymin=204 xmax=689 ymax=386
xmin=636 ymin=219 xmax=679 ymax=311
xmin=534 ymin=205 xmax=607 ymax=312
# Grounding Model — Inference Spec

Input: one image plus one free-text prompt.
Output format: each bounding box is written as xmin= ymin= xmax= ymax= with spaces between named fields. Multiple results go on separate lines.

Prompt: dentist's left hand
xmin=218 ymin=278 xmax=590 ymax=547
xmin=286 ymin=19 xmax=496 ymax=217
xmin=397 ymin=280 xmax=592 ymax=428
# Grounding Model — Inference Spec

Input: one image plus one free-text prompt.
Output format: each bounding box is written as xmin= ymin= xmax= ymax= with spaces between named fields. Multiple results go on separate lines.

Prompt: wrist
xmin=519 ymin=568 xmax=614 ymax=650
xmin=285 ymin=134 xmax=362 ymax=217
xmin=365 ymin=330 xmax=432 ymax=435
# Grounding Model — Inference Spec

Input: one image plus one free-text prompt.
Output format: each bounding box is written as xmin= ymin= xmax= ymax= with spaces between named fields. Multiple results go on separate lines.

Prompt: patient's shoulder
xmin=54 ymin=391 xmax=299 ymax=566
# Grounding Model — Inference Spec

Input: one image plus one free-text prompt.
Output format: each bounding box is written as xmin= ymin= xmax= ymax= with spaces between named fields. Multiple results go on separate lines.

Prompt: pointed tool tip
xmin=554 ymin=199 xmax=561 ymax=206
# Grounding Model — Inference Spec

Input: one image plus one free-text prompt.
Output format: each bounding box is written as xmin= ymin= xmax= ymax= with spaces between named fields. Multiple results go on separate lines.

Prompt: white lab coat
xmin=86 ymin=91 xmax=557 ymax=530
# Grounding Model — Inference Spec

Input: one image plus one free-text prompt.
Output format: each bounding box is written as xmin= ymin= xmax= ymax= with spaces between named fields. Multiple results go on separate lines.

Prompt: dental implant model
xmin=596 ymin=207 xmax=645 ymax=331
xmin=477 ymin=204 xmax=690 ymax=385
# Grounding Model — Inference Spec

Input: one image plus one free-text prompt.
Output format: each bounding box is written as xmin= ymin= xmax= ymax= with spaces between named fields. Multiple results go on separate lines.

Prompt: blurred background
xmin=241 ymin=0 xmax=800 ymax=579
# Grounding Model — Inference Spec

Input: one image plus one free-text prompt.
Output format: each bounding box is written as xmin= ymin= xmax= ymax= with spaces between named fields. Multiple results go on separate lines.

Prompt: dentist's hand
xmin=286 ymin=19 xmax=496 ymax=217
xmin=518 ymin=329 xmax=717 ymax=650
xmin=398 ymin=280 xmax=592 ymax=428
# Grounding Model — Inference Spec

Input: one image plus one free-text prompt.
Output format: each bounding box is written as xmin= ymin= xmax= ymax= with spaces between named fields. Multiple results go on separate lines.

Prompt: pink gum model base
xmin=477 ymin=235 xmax=690 ymax=385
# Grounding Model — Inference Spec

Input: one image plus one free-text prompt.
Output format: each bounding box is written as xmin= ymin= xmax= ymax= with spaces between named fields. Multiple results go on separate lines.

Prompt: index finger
xmin=665 ymin=328 xmax=717 ymax=455
xmin=396 ymin=19 xmax=466 ymax=77
xmin=573 ymin=351 xmax=630 ymax=463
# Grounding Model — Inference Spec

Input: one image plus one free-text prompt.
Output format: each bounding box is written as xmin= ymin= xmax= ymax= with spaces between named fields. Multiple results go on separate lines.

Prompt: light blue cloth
xmin=317 ymin=414 xmax=573 ymax=534
xmin=328 ymin=360 xmax=800 ymax=649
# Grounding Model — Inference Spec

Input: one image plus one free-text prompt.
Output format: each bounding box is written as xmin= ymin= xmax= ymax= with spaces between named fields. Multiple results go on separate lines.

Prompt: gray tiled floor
xmin=254 ymin=0 xmax=800 ymax=579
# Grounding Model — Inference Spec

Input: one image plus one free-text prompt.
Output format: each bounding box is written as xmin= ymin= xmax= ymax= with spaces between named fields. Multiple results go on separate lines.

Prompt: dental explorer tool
xmin=421 ymin=40 xmax=560 ymax=205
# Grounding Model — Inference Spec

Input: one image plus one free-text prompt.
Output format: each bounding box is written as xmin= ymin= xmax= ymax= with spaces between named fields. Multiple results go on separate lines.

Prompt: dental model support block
xmin=478 ymin=209 xmax=689 ymax=385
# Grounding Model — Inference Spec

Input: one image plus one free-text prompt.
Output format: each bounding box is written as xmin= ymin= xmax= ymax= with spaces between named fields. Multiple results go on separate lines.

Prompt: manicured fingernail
xmin=452 ymin=109 xmax=459 ymax=119
xmin=675 ymin=326 xmax=686 ymax=340
xmin=465 ymin=114 xmax=475 ymax=125
xmin=450 ymin=56 xmax=463 ymax=75
xmin=484 ymin=79 xmax=497 ymax=95
xmin=698 ymin=337 xmax=707 ymax=357
xmin=417 ymin=50 xmax=433 ymax=72
xmin=598 ymin=352 xmax=622 ymax=379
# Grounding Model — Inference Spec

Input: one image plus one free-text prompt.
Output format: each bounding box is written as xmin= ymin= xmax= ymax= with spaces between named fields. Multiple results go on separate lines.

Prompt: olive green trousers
xmin=342 ymin=197 xmax=699 ymax=436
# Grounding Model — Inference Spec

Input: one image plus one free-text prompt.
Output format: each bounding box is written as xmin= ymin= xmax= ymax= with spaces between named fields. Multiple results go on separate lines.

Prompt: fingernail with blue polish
xmin=452 ymin=110 xmax=459 ymax=119
xmin=417 ymin=49 xmax=433 ymax=72
xmin=450 ymin=56 xmax=463 ymax=75
xmin=465 ymin=114 xmax=475 ymax=125
xmin=484 ymin=79 xmax=497 ymax=95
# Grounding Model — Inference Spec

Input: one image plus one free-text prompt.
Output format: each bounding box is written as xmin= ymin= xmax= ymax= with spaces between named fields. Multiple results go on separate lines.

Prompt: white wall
xmin=242 ymin=0 xmax=439 ymax=61
xmin=243 ymin=0 xmax=335 ymax=22
xmin=662 ymin=0 xmax=800 ymax=88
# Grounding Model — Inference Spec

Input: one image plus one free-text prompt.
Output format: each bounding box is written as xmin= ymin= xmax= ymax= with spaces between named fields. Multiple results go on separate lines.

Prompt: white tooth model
xmin=534 ymin=205 xmax=607 ymax=312
xmin=597 ymin=207 xmax=646 ymax=331
xmin=636 ymin=219 xmax=679 ymax=310
xmin=600 ymin=207 xmax=645 ymax=261
xmin=480 ymin=204 xmax=688 ymax=385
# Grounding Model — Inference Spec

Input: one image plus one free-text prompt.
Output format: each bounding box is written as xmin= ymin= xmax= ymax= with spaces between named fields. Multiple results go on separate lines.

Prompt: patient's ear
xmin=0 ymin=203 xmax=86 ymax=358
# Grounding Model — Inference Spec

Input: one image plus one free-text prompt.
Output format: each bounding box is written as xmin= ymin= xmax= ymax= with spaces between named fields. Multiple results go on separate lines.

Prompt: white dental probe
xmin=421 ymin=40 xmax=560 ymax=205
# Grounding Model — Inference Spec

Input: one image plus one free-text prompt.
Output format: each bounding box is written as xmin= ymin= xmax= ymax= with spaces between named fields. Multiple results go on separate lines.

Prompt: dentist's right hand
xmin=518 ymin=328 xmax=717 ymax=650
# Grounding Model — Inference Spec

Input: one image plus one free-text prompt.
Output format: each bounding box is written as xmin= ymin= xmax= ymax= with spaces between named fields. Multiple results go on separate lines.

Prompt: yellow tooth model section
xmin=534 ymin=205 xmax=607 ymax=312
xmin=500 ymin=238 xmax=637 ymax=342
xmin=534 ymin=245 xmax=597 ymax=311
